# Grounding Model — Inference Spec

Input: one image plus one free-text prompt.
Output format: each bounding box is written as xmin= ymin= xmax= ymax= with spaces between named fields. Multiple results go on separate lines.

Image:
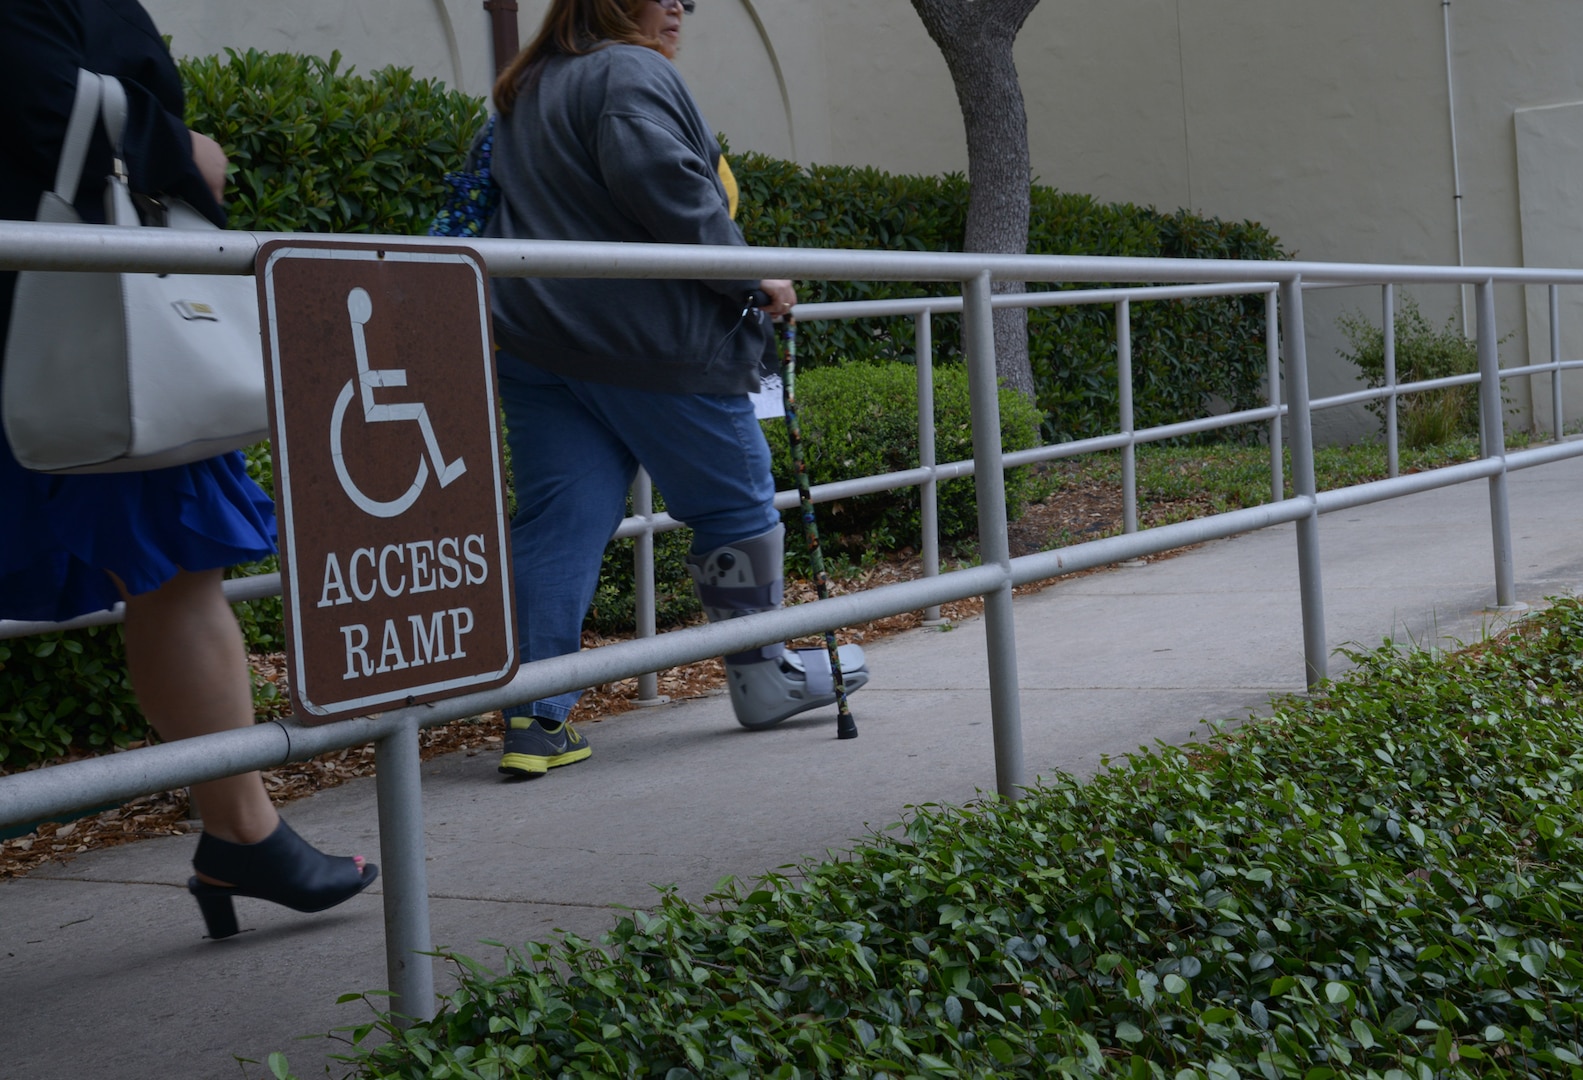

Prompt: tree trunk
xmin=910 ymin=0 xmax=1041 ymax=402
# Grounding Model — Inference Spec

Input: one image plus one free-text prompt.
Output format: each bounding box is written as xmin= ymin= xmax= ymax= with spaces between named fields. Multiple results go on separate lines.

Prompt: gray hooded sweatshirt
xmin=487 ymin=43 xmax=770 ymax=394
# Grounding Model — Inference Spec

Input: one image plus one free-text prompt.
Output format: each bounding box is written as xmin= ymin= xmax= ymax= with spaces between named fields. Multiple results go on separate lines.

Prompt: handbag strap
xmin=96 ymin=74 xmax=129 ymax=169
xmin=84 ymin=73 xmax=142 ymax=228
xmin=51 ymin=69 xmax=104 ymax=203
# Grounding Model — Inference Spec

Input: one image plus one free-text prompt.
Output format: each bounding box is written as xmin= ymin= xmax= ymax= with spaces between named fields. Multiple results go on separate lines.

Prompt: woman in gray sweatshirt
xmin=486 ymin=0 xmax=868 ymax=778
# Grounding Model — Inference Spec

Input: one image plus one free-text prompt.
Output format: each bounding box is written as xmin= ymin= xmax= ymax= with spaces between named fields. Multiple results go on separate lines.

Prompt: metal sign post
xmin=257 ymin=239 xmax=515 ymax=1019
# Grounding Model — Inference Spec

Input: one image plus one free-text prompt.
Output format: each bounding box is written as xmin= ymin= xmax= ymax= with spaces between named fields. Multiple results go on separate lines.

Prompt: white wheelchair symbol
xmin=330 ymin=287 xmax=466 ymax=518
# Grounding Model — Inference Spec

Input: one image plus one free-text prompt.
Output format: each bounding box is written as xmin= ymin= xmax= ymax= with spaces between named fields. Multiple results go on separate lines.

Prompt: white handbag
xmin=1 ymin=70 xmax=267 ymax=474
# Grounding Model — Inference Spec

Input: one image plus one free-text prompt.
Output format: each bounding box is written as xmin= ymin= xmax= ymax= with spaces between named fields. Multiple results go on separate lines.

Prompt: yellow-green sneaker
xmin=498 ymin=716 xmax=592 ymax=778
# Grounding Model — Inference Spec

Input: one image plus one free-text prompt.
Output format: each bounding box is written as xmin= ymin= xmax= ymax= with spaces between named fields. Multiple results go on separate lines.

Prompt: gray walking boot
xmin=686 ymin=524 xmax=869 ymax=730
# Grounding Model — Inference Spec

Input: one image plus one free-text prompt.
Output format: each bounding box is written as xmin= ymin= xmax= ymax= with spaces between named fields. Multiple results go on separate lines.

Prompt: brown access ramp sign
xmin=257 ymin=239 xmax=516 ymax=723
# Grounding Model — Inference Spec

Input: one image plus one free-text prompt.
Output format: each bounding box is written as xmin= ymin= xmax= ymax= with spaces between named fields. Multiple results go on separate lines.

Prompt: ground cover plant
xmin=290 ymin=600 xmax=1583 ymax=1080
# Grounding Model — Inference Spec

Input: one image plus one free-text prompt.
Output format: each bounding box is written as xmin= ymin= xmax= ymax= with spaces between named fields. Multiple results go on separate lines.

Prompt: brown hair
xmin=493 ymin=0 xmax=660 ymax=113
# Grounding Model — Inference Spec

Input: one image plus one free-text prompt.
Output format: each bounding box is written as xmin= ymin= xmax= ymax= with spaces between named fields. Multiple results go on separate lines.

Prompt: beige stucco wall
xmin=149 ymin=0 xmax=492 ymax=100
xmin=816 ymin=0 xmax=1583 ymax=440
xmin=147 ymin=0 xmax=827 ymax=162
xmin=1516 ymin=101 xmax=1583 ymax=433
xmin=145 ymin=0 xmax=1583 ymax=441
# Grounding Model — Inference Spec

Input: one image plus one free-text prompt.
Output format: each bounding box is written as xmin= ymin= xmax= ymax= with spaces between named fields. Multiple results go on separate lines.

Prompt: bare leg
xmin=116 ymin=568 xmax=278 ymax=846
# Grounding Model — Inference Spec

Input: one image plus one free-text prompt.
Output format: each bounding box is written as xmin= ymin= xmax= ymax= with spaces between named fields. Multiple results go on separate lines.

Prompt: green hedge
xmin=182 ymin=50 xmax=1288 ymax=449
xmin=732 ymin=154 xmax=1288 ymax=443
xmin=0 ymin=629 xmax=137 ymax=768
xmin=297 ymin=599 xmax=1583 ymax=1079
xmin=180 ymin=48 xmax=486 ymax=234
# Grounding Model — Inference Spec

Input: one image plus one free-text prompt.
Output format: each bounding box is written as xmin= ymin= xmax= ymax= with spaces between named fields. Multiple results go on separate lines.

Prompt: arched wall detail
xmin=739 ymin=0 xmax=796 ymax=161
xmin=430 ymin=0 xmax=466 ymax=92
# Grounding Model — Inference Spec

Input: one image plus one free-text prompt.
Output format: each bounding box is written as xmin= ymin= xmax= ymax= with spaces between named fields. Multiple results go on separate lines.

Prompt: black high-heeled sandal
xmin=187 ymin=818 xmax=379 ymax=939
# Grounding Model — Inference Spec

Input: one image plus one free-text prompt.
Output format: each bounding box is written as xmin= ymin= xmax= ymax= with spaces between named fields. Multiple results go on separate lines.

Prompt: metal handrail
xmin=4 ymin=223 xmax=1583 ymax=1022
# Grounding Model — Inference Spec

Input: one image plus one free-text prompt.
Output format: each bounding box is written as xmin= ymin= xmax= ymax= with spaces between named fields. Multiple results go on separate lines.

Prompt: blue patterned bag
xmin=428 ymin=115 xmax=499 ymax=238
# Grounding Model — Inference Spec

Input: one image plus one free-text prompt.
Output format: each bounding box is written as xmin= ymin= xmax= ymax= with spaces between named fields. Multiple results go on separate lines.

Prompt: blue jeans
xmin=497 ymin=351 xmax=780 ymax=721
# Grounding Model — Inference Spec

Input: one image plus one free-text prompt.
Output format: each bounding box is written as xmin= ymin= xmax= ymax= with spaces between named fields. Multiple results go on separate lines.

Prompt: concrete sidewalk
xmin=3 ymin=457 xmax=1580 ymax=1080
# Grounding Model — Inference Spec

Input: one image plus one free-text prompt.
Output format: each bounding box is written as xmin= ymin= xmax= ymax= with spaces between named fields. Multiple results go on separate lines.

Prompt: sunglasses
xmin=652 ymin=0 xmax=695 ymax=12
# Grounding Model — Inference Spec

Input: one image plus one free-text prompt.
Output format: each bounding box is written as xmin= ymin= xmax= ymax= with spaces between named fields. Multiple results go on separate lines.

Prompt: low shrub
xmin=761 ymin=361 xmax=1045 ymax=557
xmin=0 ymin=629 xmax=137 ymax=768
xmin=308 ymin=599 xmax=1583 ymax=1079
xmin=229 ymin=441 xmax=286 ymax=655
xmin=1337 ymin=295 xmax=1485 ymax=448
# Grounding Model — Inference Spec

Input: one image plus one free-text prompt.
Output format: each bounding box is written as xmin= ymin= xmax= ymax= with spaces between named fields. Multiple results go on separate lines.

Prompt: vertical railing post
xmin=1550 ymin=284 xmax=1565 ymax=440
xmin=631 ymin=468 xmax=667 ymax=705
xmin=1280 ymin=277 xmax=1328 ymax=689
xmin=1383 ymin=284 xmax=1399 ymax=478
xmin=1475 ymin=281 xmax=1518 ymax=609
xmin=915 ymin=311 xmax=944 ymax=623
xmin=1117 ymin=299 xmax=1138 ymax=535
xmin=374 ymin=720 xmax=435 ymax=1023
xmin=1266 ymin=288 xmax=1283 ymax=503
xmin=961 ymin=271 xmax=1024 ymax=800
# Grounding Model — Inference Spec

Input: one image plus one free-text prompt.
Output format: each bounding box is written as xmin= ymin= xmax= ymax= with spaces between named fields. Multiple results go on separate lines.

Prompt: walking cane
xmin=775 ymin=317 xmax=857 ymax=740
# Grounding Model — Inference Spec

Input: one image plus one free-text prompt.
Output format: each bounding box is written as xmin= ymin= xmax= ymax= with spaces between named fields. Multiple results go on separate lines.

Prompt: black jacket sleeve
xmin=0 ymin=0 xmax=224 ymax=228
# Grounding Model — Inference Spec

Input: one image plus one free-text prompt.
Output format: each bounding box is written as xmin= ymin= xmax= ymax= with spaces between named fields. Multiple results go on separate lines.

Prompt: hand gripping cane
xmin=775 ymin=316 xmax=857 ymax=740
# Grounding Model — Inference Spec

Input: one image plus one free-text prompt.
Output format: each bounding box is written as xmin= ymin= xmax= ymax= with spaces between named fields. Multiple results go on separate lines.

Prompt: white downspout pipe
xmin=1443 ymin=0 xmax=1470 ymax=334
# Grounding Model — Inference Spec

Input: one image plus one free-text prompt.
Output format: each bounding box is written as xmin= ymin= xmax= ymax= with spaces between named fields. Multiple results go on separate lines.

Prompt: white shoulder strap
xmin=97 ymin=73 xmax=129 ymax=162
xmin=52 ymin=68 xmax=104 ymax=203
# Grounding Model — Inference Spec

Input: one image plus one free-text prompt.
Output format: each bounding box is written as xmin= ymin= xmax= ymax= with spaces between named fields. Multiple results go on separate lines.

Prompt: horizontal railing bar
xmin=605 ymin=468 xmax=960 ymax=542
xmin=14 ymin=221 xmax=1583 ymax=289
xmin=1127 ymin=405 xmax=1284 ymax=445
xmin=1008 ymin=432 xmax=1136 ymax=462
xmin=1313 ymin=457 xmax=1505 ymax=512
xmin=1307 ymin=439 xmax=1583 ymax=514
xmin=1010 ymin=498 xmax=1315 ymax=586
xmin=1499 ymin=358 xmax=1583 ymax=378
xmin=0 ymin=562 xmax=1009 ymax=830
xmin=0 ymin=716 xmax=395 ymax=832
xmin=0 ymin=573 xmax=282 ymax=641
xmin=1308 ymin=371 xmax=1483 ymax=412
xmin=1009 ymin=436 xmax=1583 ymax=591
xmin=1503 ymin=435 xmax=1583 ymax=470
xmin=0 ymin=608 xmax=127 ymax=639
xmin=795 ymin=281 xmax=1280 ymax=322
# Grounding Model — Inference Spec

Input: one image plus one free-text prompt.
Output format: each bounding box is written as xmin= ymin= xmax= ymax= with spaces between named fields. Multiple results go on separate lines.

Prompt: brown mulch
xmin=0 ymin=472 xmax=1191 ymax=880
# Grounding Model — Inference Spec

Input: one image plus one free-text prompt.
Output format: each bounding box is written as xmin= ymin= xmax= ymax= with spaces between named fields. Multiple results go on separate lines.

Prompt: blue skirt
xmin=0 ymin=434 xmax=276 ymax=623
